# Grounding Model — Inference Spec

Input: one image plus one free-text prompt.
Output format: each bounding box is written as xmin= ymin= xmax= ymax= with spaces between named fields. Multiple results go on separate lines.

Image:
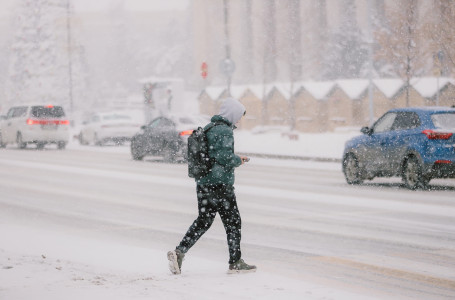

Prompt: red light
xmin=179 ymin=130 xmax=194 ymax=136
xmin=26 ymin=119 xmax=69 ymax=125
xmin=422 ymin=130 xmax=453 ymax=140
xmin=201 ymin=62 xmax=208 ymax=79
xmin=46 ymin=105 xmax=54 ymax=108
xmin=435 ymin=160 xmax=451 ymax=164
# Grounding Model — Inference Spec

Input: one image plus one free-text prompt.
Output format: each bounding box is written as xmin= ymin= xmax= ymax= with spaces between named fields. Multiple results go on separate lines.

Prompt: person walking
xmin=167 ymin=97 xmax=256 ymax=274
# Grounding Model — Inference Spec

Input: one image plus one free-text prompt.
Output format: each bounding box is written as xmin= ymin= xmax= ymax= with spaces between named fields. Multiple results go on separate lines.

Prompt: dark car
xmin=342 ymin=107 xmax=455 ymax=189
xmin=130 ymin=114 xmax=210 ymax=161
xmin=0 ymin=115 xmax=6 ymax=148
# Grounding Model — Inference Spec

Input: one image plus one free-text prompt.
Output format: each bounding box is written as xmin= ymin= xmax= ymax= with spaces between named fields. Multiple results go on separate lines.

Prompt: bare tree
xmin=422 ymin=0 xmax=455 ymax=76
xmin=260 ymin=0 xmax=277 ymax=125
xmin=376 ymin=0 xmax=425 ymax=106
xmin=287 ymin=0 xmax=302 ymax=130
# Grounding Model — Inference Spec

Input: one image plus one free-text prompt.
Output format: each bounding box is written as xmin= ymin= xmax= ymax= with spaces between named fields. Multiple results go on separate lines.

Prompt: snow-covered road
xmin=1 ymin=146 xmax=455 ymax=299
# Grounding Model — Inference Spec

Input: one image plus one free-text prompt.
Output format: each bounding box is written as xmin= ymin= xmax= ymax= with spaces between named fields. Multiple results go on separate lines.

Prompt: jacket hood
xmin=218 ymin=97 xmax=246 ymax=125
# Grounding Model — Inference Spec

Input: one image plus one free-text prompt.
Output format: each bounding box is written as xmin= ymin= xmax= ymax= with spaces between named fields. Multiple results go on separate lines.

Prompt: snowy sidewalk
xmin=68 ymin=128 xmax=360 ymax=162
xmin=234 ymin=129 xmax=359 ymax=162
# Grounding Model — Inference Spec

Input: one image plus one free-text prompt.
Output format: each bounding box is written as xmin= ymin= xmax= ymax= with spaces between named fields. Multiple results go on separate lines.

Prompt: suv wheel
xmin=163 ymin=148 xmax=177 ymax=162
xmin=57 ymin=141 xmax=66 ymax=150
xmin=343 ymin=154 xmax=363 ymax=184
xmin=402 ymin=156 xmax=428 ymax=190
xmin=94 ymin=133 xmax=104 ymax=146
xmin=0 ymin=134 xmax=6 ymax=148
xmin=17 ymin=133 xmax=26 ymax=149
xmin=131 ymin=141 xmax=144 ymax=160
xmin=79 ymin=133 xmax=88 ymax=145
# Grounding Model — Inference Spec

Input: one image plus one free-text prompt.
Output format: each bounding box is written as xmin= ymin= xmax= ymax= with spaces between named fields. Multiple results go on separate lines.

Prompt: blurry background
xmin=0 ymin=0 xmax=454 ymax=130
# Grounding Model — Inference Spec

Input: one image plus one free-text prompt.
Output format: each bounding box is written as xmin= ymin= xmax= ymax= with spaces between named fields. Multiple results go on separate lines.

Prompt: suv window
xmin=373 ymin=112 xmax=396 ymax=133
xmin=148 ymin=118 xmax=161 ymax=128
xmin=392 ymin=112 xmax=421 ymax=130
xmin=103 ymin=114 xmax=131 ymax=121
xmin=160 ymin=118 xmax=174 ymax=127
xmin=431 ymin=113 xmax=455 ymax=130
xmin=10 ymin=107 xmax=28 ymax=118
xmin=31 ymin=106 xmax=65 ymax=118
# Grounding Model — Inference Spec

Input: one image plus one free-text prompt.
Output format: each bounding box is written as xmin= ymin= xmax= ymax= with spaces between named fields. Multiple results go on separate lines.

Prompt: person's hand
xmin=241 ymin=156 xmax=250 ymax=164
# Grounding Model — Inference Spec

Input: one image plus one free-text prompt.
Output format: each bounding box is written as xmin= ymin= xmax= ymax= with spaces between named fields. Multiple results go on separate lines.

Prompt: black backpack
xmin=187 ymin=122 xmax=220 ymax=180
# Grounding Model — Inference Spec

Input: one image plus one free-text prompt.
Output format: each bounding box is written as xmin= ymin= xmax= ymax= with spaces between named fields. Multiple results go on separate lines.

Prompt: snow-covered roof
xmin=246 ymin=84 xmax=264 ymax=99
xmin=410 ymin=77 xmax=455 ymax=98
xmin=273 ymin=82 xmax=294 ymax=98
xmin=300 ymin=81 xmax=335 ymax=99
xmin=204 ymin=86 xmax=225 ymax=100
xmin=244 ymin=83 xmax=275 ymax=100
xmin=336 ymin=79 xmax=369 ymax=99
xmin=373 ymin=78 xmax=404 ymax=98
xmin=230 ymin=85 xmax=249 ymax=99
xmin=200 ymin=77 xmax=455 ymax=101
xmin=138 ymin=77 xmax=184 ymax=84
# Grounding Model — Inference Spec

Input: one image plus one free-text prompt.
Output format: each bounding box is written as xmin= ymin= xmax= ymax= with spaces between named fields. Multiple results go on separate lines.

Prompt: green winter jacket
xmin=196 ymin=115 xmax=242 ymax=186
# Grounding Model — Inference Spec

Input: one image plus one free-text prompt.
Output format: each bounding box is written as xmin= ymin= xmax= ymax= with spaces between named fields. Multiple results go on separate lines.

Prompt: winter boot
xmin=167 ymin=249 xmax=185 ymax=275
xmin=227 ymin=258 xmax=257 ymax=274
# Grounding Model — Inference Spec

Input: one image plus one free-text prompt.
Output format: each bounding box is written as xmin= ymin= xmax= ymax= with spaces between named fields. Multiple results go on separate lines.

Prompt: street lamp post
xmin=222 ymin=0 xmax=234 ymax=96
xmin=66 ymin=0 xmax=73 ymax=116
xmin=367 ymin=0 xmax=374 ymax=126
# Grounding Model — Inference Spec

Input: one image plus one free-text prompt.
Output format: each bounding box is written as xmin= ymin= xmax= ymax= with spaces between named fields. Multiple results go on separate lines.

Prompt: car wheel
xmin=131 ymin=140 xmax=144 ymax=160
xmin=402 ymin=156 xmax=428 ymax=190
xmin=182 ymin=147 xmax=188 ymax=162
xmin=343 ymin=154 xmax=363 ymax=184
xmin=79 ymin=133 xmax=88 ymax=145
xmin=94 ymin=133 xmax=103 ymax=146
xmin=17 ymin=133 xmax=26 ymax=149
xmin=163 ymin=149 xmax=177 ymax=162
xmin=57 ymin=141 xmax=66 ymax=150
xmin=0 ymin=134 xmax=6 ymax=148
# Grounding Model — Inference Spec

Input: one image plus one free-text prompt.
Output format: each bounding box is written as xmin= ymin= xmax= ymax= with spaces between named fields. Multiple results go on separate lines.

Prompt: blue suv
xmin=342 ymin=107 xmax=455 ymax=189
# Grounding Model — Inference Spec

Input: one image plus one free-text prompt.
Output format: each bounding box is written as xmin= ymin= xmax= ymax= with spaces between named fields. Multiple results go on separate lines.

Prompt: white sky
xmin=0 ymin=0 xmax=189 ymax=16
xmin=72 ymin=0 xmax=190 ymax=12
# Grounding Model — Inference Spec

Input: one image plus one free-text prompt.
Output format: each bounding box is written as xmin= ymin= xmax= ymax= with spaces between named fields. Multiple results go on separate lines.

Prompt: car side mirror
xmin=141 ymin=125 xmax=146 ymax=130
xmin=361 ymin=126 xmax=373 ymax=135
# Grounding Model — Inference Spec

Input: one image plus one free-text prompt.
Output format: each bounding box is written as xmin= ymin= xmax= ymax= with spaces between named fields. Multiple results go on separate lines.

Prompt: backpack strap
xmin=203 ymin=121 xmax=223 ymax=133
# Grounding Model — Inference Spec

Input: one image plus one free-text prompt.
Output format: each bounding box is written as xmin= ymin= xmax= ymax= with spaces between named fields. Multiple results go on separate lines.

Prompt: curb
xmin=237 ymin=152 xmax=342 ymax=163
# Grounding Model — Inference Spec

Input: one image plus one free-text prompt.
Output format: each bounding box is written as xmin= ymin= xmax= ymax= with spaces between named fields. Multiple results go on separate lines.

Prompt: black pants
xmin=176 ymin=184 xmax=242 ymax=264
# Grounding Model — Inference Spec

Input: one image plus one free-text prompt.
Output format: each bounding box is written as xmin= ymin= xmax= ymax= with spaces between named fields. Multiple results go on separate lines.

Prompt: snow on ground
xmin=0 ymin=128 xmax=383 ymax=300
xmin=1 ymin=223 xmax=374 ymax=300
xmin=2 ymin=128 xmax=454 ymax=299
xmin=68 ymin=125 xmax=360 ymax=161
xmin=234 ymin=128 xmax=359 ymax=160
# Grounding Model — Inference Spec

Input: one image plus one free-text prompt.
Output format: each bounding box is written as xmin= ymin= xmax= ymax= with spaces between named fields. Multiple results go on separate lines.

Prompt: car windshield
xmin=431 ymin=113 xmax=455 ymax=130
xmin=174 ymin=115 xmax=210 ymax=126
xmin=103 ymin=114 xmax=132 ymax=121
xmin=31 ymin=106 xmax=65 ymax=118
xmin=177 ymin=117 xmax=197 ymax=125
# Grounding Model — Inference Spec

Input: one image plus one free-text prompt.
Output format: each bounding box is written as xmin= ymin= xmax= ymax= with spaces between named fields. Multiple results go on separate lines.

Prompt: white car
xmin=0 ymin=104 xmax=70 ymax=149
xmin=78 ymin=112 xmax=142 ymax=146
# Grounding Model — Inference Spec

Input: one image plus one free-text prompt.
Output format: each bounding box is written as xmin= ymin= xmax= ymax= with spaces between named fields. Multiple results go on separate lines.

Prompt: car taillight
xmin=422 ymin=129 xmax=453 ymax=140
xmin=26 ymin=119 xmax=69 ymax=125
xmin=179 ymin=130 xmax=194 ymax=136
xmin=435 ymin=160 xmax=452 ymax=164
